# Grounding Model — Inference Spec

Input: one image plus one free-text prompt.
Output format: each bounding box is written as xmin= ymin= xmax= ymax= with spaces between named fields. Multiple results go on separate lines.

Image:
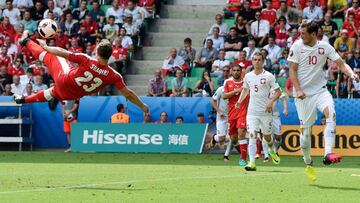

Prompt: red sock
xmin=256 ymin=139 xmax=262 ymax=156
xmin=239 ymin=143 xmax=248 ymax=161
xmin=25 ymin=90 xmax=47 ymax=103
xmin=26 ymin=40 xmax=45 ymax=59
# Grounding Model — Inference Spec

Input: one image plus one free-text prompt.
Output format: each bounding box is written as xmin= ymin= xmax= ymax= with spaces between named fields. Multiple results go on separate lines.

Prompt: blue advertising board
xmin=71 ymin=123 xmax=208 ymax=153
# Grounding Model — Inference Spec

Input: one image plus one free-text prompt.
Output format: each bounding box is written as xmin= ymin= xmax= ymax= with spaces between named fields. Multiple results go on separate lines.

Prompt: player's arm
xmin=210 ymin=98 xmax=223 ymax=118
xmin=334 ymin=58 xmax=359 ymax=81
xmin=266 ymin=87 xmax=281 ymax=113
xmin=119 ymin=86 xmax=149 ymax=113
xmin=289 ymin=62 xmax=305 ymax=99
xmin=37 ymin=39 xmax=71 ymax=59
xmin=235 ymin=87 xmax=248 ymax=109
xmin=222 ymin=88 xmax=242 ymax=99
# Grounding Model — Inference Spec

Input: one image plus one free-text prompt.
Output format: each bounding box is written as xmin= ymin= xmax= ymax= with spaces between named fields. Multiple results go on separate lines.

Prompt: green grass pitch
xmin=0 ymin=152 xmax=359 ymax=202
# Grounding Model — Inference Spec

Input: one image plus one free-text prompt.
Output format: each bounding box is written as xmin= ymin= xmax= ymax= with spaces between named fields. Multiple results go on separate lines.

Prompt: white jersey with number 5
xmin=244 ymin=70 xmax=280 ymax=116
xmin=287 ymin=39 xmax=340 ymax=96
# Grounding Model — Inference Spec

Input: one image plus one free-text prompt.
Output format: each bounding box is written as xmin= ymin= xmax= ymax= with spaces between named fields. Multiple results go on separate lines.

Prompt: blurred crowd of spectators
xmin=0 ymin=0 xmax=159 ymax=96
xmin=152 ymin=0 xmax=360 ymax=99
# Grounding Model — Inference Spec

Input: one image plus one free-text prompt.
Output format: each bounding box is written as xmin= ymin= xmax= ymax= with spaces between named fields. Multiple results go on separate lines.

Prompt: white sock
xmin=300 ymin=128 xmax=312 ymax=165
xmin=214 ymin=134 xmax=219 ymax=142
xmin=248 ymin=138 xmax=257 ymax=164
xmin=262 ymin=138 xmax=269 ymax=158
xmin=265 ymin=136 xmax=274 ymax=150
xmin=224 ymin=140 xmax=233 ymax=156
xmin=324 ymin=118 xmax=336 ymax=156
xmin=273 ymin=138 xmax=281 ymax=153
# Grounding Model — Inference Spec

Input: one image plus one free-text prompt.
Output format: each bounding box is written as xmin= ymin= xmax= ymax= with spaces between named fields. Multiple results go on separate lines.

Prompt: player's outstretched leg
xmin=14 ymin=87 xmax=55 ymax=104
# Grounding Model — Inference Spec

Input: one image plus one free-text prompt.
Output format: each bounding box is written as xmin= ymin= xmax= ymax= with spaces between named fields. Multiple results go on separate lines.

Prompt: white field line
xmin=0 ymin=172 xmax=301 ymax=195
xmin=350 ymin=174 xmax=360 ymax=177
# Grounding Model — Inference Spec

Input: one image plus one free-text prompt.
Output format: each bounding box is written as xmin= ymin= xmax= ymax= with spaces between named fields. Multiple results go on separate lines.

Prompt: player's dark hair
xmin=301 ymin=21 xmax=319 ymax=35
xmin=109 ymin=15 xmax=115 ymax=20
xmin=184 ymin=37 xmax=192 ymax=44
xmin=117 ymin=103 xmax=124 ymax=112
xmin=97 ymin=39 xmax=112 ymax=60
xmin=176 ymin=116 xmax=184 ymax=121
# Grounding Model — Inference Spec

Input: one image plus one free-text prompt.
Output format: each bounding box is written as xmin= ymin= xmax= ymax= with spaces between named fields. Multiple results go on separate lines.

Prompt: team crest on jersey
xmin=260 ymin=78 xmax=266 ymax=84
xmin=318 ymin=48 xmax=325 ymax=55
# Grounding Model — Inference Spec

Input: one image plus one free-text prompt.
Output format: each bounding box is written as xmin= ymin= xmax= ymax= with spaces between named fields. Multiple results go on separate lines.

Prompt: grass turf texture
xmin=0 ymin=152 xmax=359 ymax=203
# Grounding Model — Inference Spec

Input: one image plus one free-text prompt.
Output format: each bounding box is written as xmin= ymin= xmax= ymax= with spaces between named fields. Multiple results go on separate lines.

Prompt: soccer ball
xmin=38 ymin=19 xmax=58 ymax=39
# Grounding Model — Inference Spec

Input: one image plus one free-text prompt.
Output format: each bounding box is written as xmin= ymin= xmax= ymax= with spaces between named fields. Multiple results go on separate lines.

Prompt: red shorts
xmin=228 ymin=115 xmax=247 ymax=136
xmin=63 ymin=119 xmax=77 ymax=133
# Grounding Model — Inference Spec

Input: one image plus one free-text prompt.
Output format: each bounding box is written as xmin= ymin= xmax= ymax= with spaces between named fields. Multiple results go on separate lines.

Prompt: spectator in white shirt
xmin=208 ymin=14 xmax=228 ymax=37
xmin=263 ymin=36 xmax=282 ymax=65
xmin=4 ymin=35 xmax=18 ymax=56
xmin=251 ymin=11 xmax=270 ymax=47
xmin=302 ymin=0 xmax=323 ymax=22
xmin=205 ymin=27 xmax=224 ymax=51
xmin=211 ymin=49 xmax=230 ymax=77
xmin=54 ymin=0 xmax=70 ymax=12
xmin=317 ymin=27 xmax=329 ymax=43
xmin=119 ymin=27 xmax=134 ymax=51
xmin=106 ymin=0 xmax=124 ymax=26
xmin=32 ymin=75 xmax=48 ymax=93
xmin=44 ymin=0 xmax=63 ymax=22
xmin=124 ymin=0 xmax=145 ymax=24
xmin=12 ymin=0 xmax=33 ymax=12
xmin=10 ymin=75 xmax=25 ymax=95
xmin=3 ymin=0 xmax=21 ymax=28
xmin=23 ymin=83 xmax=33 ymax=96
xmin=162 ymin=48 xmax=188 ymax=76
xmin=243 ymin=39 xmax=260 ymax=61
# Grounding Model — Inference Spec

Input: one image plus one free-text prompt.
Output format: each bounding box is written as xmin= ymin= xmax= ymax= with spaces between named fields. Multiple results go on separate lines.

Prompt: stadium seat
xmin=224 ymin=18 xmax=235 ymax=28
xmin=100 ymin=5 xmax=112 ymax=14
xmin=276 ymin=76 xmax=287 ymax=89
xmin=333 ymin=18 xmax=343 ymax=30
xmin=191 ymin=67 xmax=205 ymax=77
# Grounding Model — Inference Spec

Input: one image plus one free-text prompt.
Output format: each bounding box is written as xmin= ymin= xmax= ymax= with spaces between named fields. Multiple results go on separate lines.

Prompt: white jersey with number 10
xmin=287 ymin=39 xmax=340 ymax=96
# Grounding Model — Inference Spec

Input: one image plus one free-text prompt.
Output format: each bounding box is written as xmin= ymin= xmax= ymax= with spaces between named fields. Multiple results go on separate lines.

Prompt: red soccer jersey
xmin=342 ymin=21 xmax=359 ymax=38
xmin=82 ymin=21 xmax=98 ymax=35
xmin=249 ymin=0 xmax=262 ymax=9
xmin=272 ymin=0 xmax=294 ymax=9
xmin=347 ymin=8 xmax=360 ymax=22
xmin=261 ymin=8 xmax=277 ymax=25
xmin=55 ymin=53 xmax=125 ymax=100
xmin=54 ymin=34 xmax=69 ymax=48
xmin=69 ymin=47 xmax=83 ymax=53
xmin=29 ymin=64 xmax=46 ymax=76
xmin=7 ymin=66 xmax=25 ymax=76
xmin=0 ymin=55 xmax=11 ymax=67
xmin=223 ymin=78 xmax=250 ymax=120
xmin=227 ymin=0 xmax=242 ymax=12
xmin=112 ymin=46 xmax=128 ymax=60
xmin=275 ymin=24 xmax=289 ymax=40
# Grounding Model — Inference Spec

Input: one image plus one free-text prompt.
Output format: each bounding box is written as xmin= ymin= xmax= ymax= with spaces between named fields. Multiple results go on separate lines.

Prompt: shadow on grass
xmin=0 ymin=152 xmax=359 ymax=168
xmin=310 ymin=184 xmax=360 ymax=191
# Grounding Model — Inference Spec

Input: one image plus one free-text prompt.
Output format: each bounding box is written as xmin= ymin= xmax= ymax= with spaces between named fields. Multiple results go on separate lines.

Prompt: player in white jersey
xmin=210 ymin=85 xmax=229 ymax=160
xmin=288 ymin=21 xmax=359 ymax=181
xmin=262 ymin=90 xmax=288 ymax=163
xmin=236 ymin=52 xmax=281 ymax=171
